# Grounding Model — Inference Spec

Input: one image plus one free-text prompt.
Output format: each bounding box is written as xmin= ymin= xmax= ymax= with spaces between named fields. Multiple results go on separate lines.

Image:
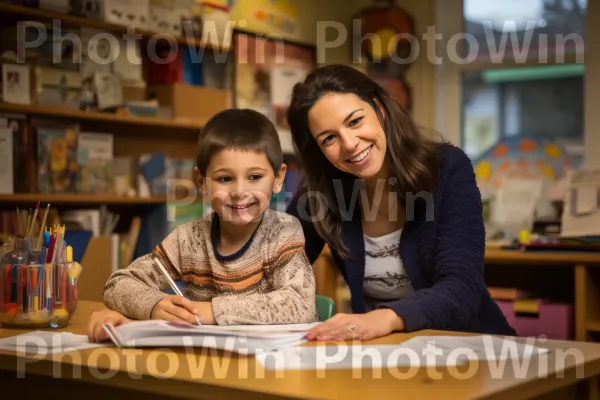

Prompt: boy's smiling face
xmin=196 ymin=148 xmax=286 ymax=225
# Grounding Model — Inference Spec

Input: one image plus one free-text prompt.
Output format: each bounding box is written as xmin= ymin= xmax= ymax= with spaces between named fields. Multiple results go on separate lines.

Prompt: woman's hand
xmin=87 ymin=309 xmax=132 ymax=343
xmin=151 ymin=295 xmax=200 ymax=324
xmin=305 ymin=309 xmax=405 ymax=341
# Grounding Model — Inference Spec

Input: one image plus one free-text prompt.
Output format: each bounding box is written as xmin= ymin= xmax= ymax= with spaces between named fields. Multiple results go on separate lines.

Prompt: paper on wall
xmin=561 ymin=168 xmax=600 ymax=237
xmin=270 ymin=65 xmax=306 ymax=107
xmin=491 ymin=177 xmax=545 ymax=235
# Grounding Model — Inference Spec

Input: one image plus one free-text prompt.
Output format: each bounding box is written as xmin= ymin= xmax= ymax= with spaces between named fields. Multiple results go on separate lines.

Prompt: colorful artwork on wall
xmin=353 ymin=0 xmax=415 ymax=111
xmin=473 ymin=137 xmax=584 ymax=200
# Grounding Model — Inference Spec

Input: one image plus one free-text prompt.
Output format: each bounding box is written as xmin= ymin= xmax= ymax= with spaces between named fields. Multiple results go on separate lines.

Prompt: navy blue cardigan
xmin=287 ymin=143 xmax=516 ymax=336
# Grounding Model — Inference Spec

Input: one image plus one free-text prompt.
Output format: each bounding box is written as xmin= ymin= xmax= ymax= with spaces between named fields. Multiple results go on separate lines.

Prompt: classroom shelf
xmin=0 ymin=193 xmax=167 ymax=205
xmin=0 ymin=103 xmax=205 ymax=130
xmin=0 ymin=3 xmax=230 ymax=52
xmin=484 ymin=248 xmax=600 ymax=265
xmin=587 ymin=322 xmax=600 ymax=332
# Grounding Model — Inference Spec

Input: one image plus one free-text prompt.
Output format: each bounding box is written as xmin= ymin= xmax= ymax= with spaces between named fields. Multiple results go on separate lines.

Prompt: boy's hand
xmin=193 ymin=301 xmax=217 ymax=325
xmin=87 ymin=309 xmax=132 ymax=343
xmin=151 ymin=295 xmax=200 ymax=324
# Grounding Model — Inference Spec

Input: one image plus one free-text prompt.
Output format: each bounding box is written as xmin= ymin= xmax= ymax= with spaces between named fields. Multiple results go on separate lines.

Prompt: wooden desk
xmin=1 ymin=301 xmax=600 ymax=400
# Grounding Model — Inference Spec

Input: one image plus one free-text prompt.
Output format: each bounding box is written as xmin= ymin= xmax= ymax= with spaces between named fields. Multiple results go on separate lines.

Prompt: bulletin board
xmin=230 ymin=30 xmax=316 ymax=154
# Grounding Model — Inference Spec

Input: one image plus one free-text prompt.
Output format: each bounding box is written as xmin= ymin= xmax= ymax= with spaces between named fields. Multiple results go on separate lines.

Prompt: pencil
xmin=151 ymin=255 xmax=202 ymax=325
xmin=36 ymin=204 xmax=50 ymax=251
xmin=16 ymin=207 xmax=22 ymax=237
xmin=27 ymin=201 xmax=40 ymax=239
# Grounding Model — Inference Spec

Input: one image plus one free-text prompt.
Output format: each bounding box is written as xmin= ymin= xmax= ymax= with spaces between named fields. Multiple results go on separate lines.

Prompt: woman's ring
xmin=348 ymin=324 xmax=356 ymax=331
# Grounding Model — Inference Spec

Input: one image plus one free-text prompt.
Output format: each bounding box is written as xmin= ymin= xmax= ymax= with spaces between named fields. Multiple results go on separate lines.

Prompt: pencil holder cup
xmin=0 ymin=262 xmax=82 ymax=329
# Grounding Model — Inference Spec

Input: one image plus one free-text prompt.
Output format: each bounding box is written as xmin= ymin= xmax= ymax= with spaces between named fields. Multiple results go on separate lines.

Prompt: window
xmin=462 ymin=64 xmax=584 ymax=159
xmin=459 ymin=0 xmax=586 ymax=160
xmin=463 ymin=0 xmax=586 ymax=63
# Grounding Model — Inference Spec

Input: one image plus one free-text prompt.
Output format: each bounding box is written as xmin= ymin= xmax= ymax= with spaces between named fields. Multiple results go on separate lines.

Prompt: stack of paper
xmin=102 ymin=320 xmax=320 ymax=354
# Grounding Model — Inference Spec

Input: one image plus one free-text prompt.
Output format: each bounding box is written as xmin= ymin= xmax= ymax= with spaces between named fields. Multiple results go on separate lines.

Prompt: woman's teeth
xmin=350 ymin=146 xmax=372 ymax=163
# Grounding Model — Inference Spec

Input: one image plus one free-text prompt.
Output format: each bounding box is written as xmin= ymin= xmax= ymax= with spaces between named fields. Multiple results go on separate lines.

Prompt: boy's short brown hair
xmin=196 ymin=108 xmax=284 ymax=176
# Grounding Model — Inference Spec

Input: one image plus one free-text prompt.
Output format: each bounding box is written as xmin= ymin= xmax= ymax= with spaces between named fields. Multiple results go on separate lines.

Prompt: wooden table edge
xmin=0 ymin=351 xmax=304 ymax=400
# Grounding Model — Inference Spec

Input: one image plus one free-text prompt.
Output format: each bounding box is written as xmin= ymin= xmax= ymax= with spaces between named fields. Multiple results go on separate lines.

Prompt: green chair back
xmin=316 ymin=295 xmax=335 ymax=321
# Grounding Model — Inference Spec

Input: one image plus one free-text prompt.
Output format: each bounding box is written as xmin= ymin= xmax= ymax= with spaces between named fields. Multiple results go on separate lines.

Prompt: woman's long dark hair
xmin=287 ymin=64 xmax=441 ymax=259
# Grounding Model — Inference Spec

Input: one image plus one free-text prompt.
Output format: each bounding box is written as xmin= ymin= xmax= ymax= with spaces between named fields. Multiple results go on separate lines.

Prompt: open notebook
xmin=102 ymin=320 xmax=320 ymax=354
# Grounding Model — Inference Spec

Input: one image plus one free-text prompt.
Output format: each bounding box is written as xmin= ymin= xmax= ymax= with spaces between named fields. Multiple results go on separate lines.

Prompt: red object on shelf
xmin=147 ymin=51 xmax=183 ymax=86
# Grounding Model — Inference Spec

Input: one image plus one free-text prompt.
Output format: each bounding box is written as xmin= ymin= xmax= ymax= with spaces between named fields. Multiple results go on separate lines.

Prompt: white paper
xmin=113 ymin=39 xmax=143 ymax=84
xmin=102 ymin=320 xmax=318 ymax=354
xmin=0 ymin=128 xmax=13 ymax=194
xmin=270 ymin=66 xmax=306 ymax=107
xmin=575 ymin=186 xmax=598 ymax=214
xmin=78 ymin=132 xmax=114 ymax=162
xmin=561 ymin=168 xmax=600 ymax=237
xmin=0 ymin=331 xmax=109 ymax=354
xmin=80 ymin=27 xmax=114 ymax=79
xmin=207 ymin=322 xmax=320 ymax=333
xmin=491 ymin=177 xmax=544 ymax=226
xmin=401 ymin=335 xmax=549 ymax=360
xmin=93 ymin=72 xmax=123 ymax=110
xmin=256 ymin=335 xmax=549 ymax=371
xmin=2 ymin=64 xmax=30 ymax=105
xmin=112 ymin=335 xmax=307 ymax=355
xmin=108 ymin=319 xmax=317 ymax=341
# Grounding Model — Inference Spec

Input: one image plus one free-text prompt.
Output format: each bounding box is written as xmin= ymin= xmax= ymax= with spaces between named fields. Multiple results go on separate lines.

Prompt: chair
xmin=316 ymin=295 xmax=335 ymax=321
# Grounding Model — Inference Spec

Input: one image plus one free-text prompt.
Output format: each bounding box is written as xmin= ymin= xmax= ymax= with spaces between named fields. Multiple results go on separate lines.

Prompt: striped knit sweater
xmin=102 ymin=209 xmax=319 ymax=325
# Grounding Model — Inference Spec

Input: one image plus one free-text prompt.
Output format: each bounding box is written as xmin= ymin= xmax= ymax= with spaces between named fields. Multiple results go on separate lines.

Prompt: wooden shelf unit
xmin=0 ymin=103 xmax=205 ymax=131
xmin=0 ymin=194 xmax=167 ymax=205
xmin=0 ymin=3 xmax=230 ymax=51
xmin=485 ymin=249 xmax=600 ymax=266
xmin=587 ymin=321 xmax=600 ymax=332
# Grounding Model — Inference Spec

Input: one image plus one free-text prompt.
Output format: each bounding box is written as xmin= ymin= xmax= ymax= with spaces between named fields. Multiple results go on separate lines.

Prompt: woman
xmin=286 ymin=64 xmax=516 ymax=341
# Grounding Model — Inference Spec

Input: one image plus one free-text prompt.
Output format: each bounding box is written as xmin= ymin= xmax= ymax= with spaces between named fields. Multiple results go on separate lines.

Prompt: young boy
xmin=87 ymin=109 xmax=318 ymax=341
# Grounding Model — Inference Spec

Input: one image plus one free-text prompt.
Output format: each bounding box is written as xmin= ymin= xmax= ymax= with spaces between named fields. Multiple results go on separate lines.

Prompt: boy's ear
xmin=273 ymin=163 xmax=287 ymax=194
xmin=193 ymin=166 xmax=207 ymax=194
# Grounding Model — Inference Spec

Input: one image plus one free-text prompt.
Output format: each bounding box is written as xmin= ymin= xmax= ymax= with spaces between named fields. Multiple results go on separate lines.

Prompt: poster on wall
xmin=232 ymin=32 xmax=315 ymax=154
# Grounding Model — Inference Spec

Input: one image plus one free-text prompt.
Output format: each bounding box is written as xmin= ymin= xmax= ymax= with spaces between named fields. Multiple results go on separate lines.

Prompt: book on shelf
xmin=0 ymin=125 xmax=13 ymax=195
xmin=77 ymin=131 xmax=114 ymax=194
xmin=35 ymin=120 xmax=80 ymax=194
xmin=102 ymin=319 xmax=319 ymax=354
xmin=1 ymin=112 xmax=32 ymax=193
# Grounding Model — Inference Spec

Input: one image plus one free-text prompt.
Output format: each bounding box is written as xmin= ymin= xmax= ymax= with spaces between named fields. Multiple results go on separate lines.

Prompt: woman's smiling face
xmin=307 ymin=92 xmax=387 ymax=181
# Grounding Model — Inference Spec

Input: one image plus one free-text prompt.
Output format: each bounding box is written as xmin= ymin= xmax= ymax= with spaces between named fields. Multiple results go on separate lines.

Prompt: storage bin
xmin=149 ymin=83 xmax=229 ymax=122
xmin=496 ymin=300 xmax=574 ymax=340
